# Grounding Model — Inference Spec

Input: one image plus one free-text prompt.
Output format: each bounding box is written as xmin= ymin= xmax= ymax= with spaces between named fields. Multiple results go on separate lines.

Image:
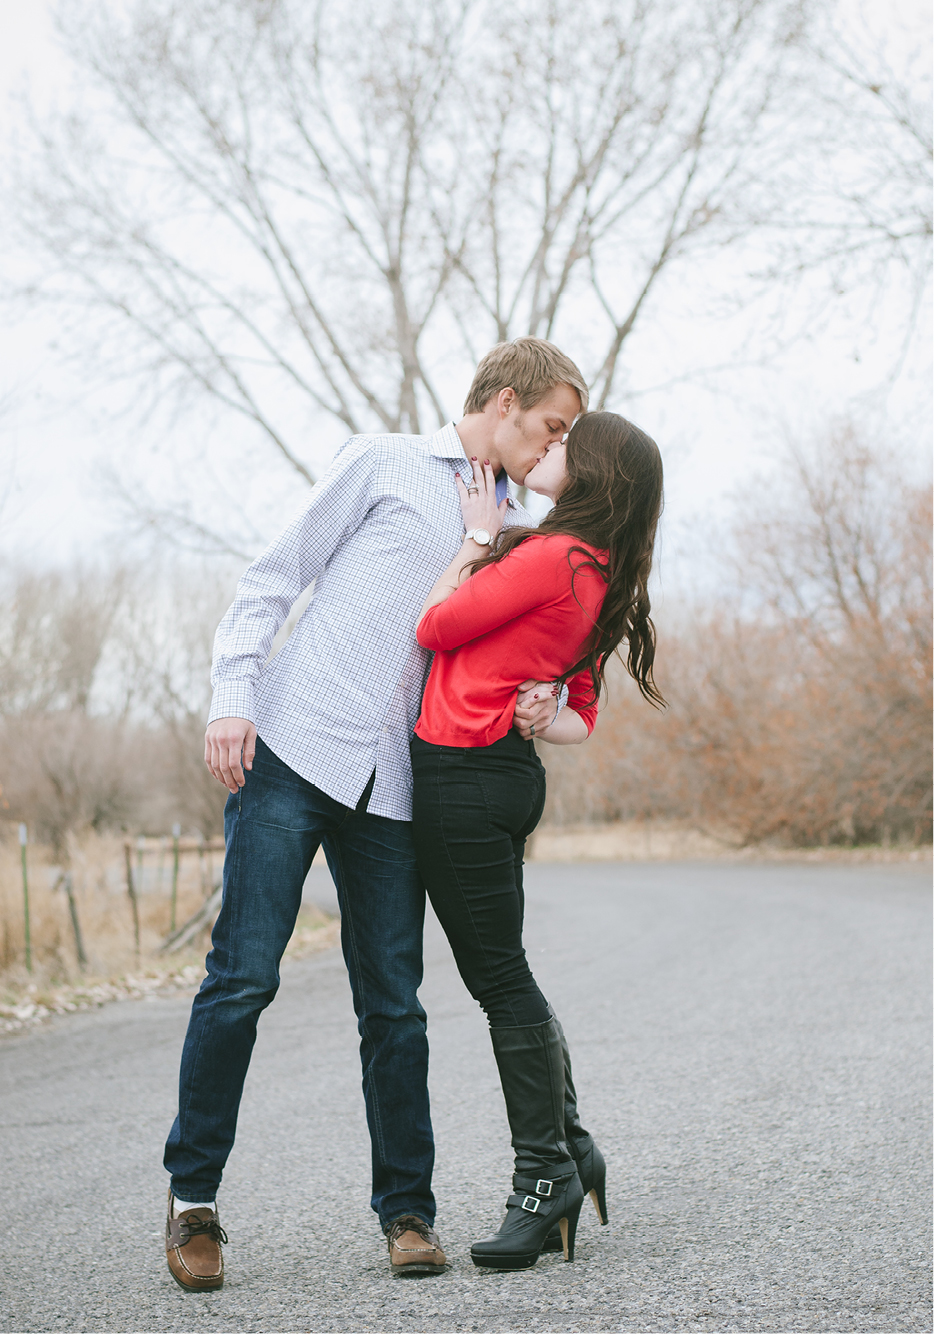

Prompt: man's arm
xmin=205 ymin=435 xmax=377 ymax=792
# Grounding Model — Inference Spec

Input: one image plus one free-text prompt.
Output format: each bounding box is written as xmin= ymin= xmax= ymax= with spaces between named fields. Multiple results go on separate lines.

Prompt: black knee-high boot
xmin=470 ymin=1017 xmax=585 ymax=1270
xmin=541 ymin=1015 xmax=609 ymax=1252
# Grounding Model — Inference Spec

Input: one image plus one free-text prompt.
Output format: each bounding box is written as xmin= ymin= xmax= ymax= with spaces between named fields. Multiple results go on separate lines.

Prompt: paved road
xmin=1 ymin=861 xmax=930 ymax=1333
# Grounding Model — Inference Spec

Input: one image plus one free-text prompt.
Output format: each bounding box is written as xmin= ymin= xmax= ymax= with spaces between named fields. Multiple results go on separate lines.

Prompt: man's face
xmin=492 ymin=384 xmax=582 ymax=485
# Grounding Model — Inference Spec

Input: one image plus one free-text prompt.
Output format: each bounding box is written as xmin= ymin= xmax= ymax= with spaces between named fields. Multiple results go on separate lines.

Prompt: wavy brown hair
xmin=472 ymin=410 xmax=665 ymax=707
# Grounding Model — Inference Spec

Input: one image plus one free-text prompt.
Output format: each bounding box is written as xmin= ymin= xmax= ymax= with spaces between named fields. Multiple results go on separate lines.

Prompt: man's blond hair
xmin=463 ymin=337 xmax=589 ymax=415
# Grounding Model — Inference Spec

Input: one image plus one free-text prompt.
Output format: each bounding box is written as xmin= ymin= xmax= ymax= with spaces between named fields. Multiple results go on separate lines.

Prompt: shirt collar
xmin=425 ymin=421 xmax=517 ymax=509
xmin=425 ymin=421 xmax=469 ymax=460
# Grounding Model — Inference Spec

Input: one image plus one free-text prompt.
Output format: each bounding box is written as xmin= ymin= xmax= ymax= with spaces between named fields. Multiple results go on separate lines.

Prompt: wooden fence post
xmin=53 ymin=870 xmax=88 ymax=971
xmin=64 ymin=872 xmax=88 ymax=970
xmin=170 ymin=823 xmax=181 ymax=933
xmin=123 ymin=839 xmax=140 ymax=959
xmin=19 ymin=823 xmax=31 ymax=973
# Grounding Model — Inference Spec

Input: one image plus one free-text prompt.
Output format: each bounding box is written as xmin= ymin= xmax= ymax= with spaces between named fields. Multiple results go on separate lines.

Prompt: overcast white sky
xmin=0 ymin=0 xmax=930 ymax=576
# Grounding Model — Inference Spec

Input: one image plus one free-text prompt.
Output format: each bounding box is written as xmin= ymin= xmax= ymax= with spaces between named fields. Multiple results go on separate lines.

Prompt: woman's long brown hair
xmin=472 ymin=410 xmax=666 ymax=707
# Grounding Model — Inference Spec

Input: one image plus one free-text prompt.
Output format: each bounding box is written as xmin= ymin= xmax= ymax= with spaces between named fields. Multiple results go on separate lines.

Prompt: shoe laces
xmin=181 ymin=1215 xmax=228 ymax=1245
xmin=387 ymin=1214 xmax=433 ymax=1245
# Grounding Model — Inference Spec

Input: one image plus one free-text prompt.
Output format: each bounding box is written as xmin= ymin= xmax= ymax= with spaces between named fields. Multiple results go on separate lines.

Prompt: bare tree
xmin=6 ymin=0 xmax=924 ymax=548
xmin=733 ymin=425 xmax=932 ymax=653
xmin=759 ymin=2 xmax=932 ymax=334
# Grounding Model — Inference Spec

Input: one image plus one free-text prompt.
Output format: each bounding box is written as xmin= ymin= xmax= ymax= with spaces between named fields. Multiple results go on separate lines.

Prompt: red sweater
xmin=414 ymin=533 xmax=607 ymax=747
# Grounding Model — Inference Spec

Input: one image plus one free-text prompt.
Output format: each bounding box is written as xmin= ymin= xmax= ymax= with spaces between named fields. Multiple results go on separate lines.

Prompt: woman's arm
xmin=418 ymin=458 xmax=507 ymax=620
xmin=533 ymin=706 xmax=589 ymax=745
xmin=516 ymin=666 xmax=598 ymax=744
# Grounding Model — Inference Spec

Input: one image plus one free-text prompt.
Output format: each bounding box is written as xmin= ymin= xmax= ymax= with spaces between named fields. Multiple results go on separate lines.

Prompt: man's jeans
xmin=163 ymin=736 xmax=435 ymax=1228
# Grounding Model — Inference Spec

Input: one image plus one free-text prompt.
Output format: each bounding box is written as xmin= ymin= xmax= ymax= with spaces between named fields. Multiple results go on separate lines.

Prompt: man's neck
xmin=454 ymin=415 xmax=502 ymax=476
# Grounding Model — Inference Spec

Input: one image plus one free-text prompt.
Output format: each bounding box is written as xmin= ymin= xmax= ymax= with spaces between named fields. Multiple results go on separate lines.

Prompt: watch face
xmin=474 ymin=528 xmax=491 ymax=545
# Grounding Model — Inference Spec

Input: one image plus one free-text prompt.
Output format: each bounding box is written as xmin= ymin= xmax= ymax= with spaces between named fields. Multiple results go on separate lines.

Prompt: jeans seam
xmin=328 ymin=835 xmax=390 ymax=1177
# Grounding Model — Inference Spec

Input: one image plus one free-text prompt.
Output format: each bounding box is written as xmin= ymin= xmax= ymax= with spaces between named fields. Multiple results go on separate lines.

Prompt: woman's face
xmin=523 ymin=441 xmax=568 ymax=501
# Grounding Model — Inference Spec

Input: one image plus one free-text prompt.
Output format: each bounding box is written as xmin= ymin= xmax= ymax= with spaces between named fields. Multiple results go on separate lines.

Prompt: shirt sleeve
xmin=208 ymin=436 xmax=377 ymax=724
xmin=416 ymin=537 xmax=563 ymax=652
xmin=565 ymin=668 xmax=600 ymax=735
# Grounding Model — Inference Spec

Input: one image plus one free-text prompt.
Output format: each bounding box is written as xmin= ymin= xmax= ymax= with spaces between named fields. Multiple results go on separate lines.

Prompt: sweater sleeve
xmin=565 ymin=668 xmax=600 ymax=735
xmin=417 ymin=537 xmax=562 ymax=651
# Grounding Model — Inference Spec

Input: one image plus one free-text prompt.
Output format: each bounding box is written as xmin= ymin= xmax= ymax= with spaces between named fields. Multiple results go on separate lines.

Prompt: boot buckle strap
xmin=536 ymin=1179 xmax=553 ymax=1197
xmin=520 ymin=1196 xmax=541 ymax=1213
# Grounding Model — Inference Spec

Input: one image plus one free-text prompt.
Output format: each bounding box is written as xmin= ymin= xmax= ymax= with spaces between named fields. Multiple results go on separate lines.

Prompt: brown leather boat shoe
xmin=386 ymin=1214 xmax=447 ymax=1275
xmin=165 ymin=1190 xmax=227 ymax=1291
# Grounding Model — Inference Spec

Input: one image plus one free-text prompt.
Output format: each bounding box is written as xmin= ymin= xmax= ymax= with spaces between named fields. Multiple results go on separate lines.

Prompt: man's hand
xmin=512 ymin=679 xmax=560 ymax=741
xmin=205 ymin=717 xmax=257 ymax=793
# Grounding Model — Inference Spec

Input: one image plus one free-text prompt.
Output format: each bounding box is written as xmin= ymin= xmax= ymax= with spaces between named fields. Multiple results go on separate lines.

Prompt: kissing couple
xmin=163 ymin=336 xmax=664 ymax=1286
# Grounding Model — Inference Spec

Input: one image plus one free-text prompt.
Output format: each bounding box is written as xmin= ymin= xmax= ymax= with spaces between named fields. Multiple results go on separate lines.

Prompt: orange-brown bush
xmin=541 ymin=432 xmax=932 ymax=846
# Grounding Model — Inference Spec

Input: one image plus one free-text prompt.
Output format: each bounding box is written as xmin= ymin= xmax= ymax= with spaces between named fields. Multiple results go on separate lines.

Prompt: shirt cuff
xmin=554 ymin=684 xmax=569 ymax=719
xmin=208 ymin=680 xmax=257 ymax=726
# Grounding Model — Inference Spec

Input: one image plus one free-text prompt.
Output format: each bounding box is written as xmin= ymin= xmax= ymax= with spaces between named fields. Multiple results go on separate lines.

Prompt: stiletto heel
xmin=470 ymin=1164 xmax=584 ymax=1269
xmin=590 ymin=1165 xmax=608 ymax=1225
xmin=558 ymin=1198 xmax=583 ymax=1261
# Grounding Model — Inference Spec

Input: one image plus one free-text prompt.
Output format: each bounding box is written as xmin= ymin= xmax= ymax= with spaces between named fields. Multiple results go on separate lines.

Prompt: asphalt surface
xmin=1 ymin=860 xmax=930 ymax=1333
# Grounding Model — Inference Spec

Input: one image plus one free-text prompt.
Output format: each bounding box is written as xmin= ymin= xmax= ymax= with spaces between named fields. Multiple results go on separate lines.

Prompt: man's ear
xmin=498 ymin=387 xmax=516 ymax=418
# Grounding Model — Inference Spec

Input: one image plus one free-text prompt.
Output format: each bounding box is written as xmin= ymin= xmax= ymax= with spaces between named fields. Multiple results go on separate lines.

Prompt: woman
xmin=410 ymin=410 xmax=665 ymax=1270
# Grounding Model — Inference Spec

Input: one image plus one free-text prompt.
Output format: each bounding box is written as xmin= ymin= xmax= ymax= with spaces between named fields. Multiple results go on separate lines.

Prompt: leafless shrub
xmin=0 ymin=563 xmax=127 ymax=716
xmin=0 ymin=558 xmax=232 ymax=852
xmin=542 ymin=429 xmax=932 ymax=845
xmin=0 ymin=713 xmax=149 ymax=858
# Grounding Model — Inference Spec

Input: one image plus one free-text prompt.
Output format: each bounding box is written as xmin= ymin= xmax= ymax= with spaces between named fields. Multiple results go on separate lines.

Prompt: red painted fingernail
xmin=484 ymin=459 xmax=490 ymax=464
xmin=471 ymin=456 xmax=478 ymax=461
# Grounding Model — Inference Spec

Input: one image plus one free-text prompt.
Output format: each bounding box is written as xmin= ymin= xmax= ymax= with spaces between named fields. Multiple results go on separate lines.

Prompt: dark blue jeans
xmin=164 ymin=736 xmax=434 ymax=1228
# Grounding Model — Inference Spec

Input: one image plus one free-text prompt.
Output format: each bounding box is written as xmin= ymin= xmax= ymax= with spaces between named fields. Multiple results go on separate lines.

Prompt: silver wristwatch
xmin=464 ymin=528 xmax=492 ymax=546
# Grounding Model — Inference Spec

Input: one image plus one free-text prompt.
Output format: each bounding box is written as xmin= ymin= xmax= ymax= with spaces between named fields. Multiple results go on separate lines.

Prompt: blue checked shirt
xmin=208 ymin=423 xmax=535 ymax=821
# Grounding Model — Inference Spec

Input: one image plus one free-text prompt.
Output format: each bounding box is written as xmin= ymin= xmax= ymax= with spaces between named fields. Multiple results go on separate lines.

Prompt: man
xmin=163 ymin=337 xmax=589 ymax=1289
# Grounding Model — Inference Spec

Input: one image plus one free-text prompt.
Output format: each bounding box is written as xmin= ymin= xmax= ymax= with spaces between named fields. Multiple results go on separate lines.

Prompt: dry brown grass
xmin=0 ymin=828 xmax=215 ymax=976
xmin=0 ymin=827 xmax=337 ymax=1032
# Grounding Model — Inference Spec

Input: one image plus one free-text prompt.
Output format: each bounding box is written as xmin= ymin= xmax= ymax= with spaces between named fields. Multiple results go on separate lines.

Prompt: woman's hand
xmin=456 ymin=457 xmax=507 ymax=541
xmin=512 ymin=680 xmax=560 ymax=740
xmin=417 ymin=459 xmax=509 ymax=626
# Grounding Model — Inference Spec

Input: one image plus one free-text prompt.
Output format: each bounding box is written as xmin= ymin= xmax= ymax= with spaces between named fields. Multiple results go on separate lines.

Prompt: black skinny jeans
xmin=411 ymin=729 xmax=551 ymax=1028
